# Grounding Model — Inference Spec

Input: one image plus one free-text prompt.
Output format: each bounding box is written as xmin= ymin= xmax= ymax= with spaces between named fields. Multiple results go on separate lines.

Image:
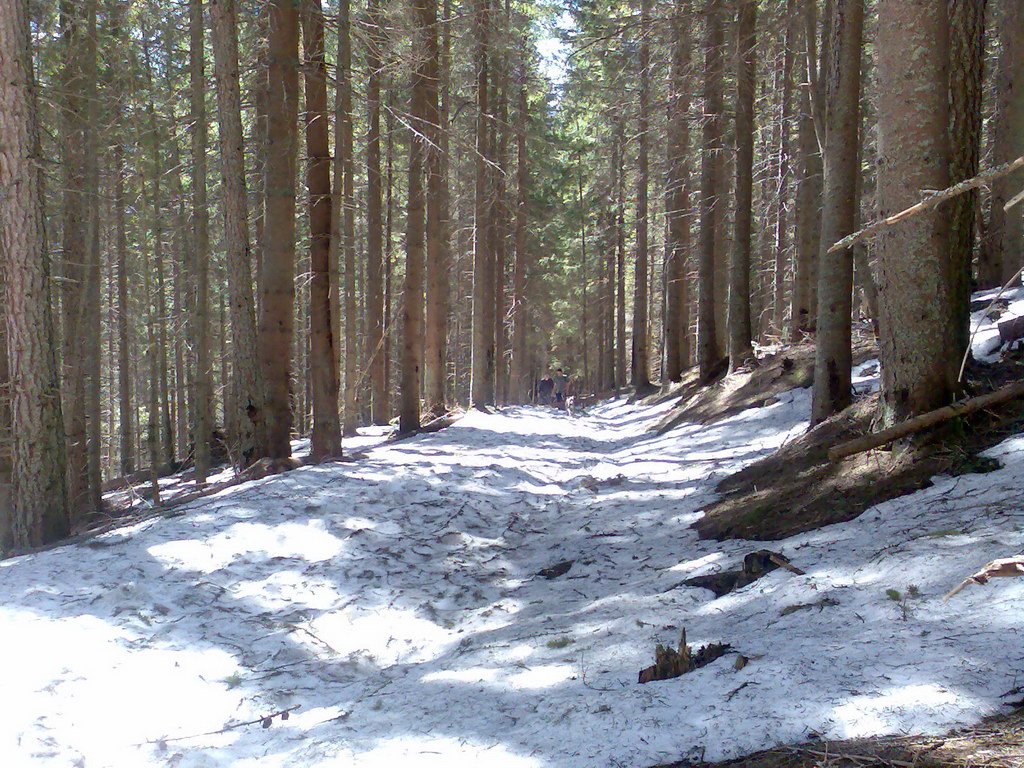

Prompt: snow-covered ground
xmin=970 ymin=285 xmax=1024 ymax=361
xmin=3 ymin=388 xmax=1024 ymax=768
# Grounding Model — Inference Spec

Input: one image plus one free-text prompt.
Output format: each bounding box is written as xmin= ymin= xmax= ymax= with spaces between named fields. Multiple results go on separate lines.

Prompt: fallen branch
xmin=391 ymin=411 xmax=462 ymax=441
xmin=827 ymin=154 xmax=1024 ymax=254
xmin=139 ymin=705 xmax=301 ymax=745
xmin=828 ymin=380 xmax=1024 ymax=462
xmin=791 ymin=746 xmax=916 ymax=768
xmin=1005 ymin=184 xmax=1024 ymax=212
xmin=943 ymin=556 xmax=1024 ymax=601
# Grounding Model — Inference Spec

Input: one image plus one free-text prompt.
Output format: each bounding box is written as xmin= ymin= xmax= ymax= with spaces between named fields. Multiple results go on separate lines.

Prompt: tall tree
xmin=811 ymin=0 xmax=863 ymax=423
xmin=727 ymin=0 xmax=756 ymax=373
xmin=470 ymin=0 xmax=496 ymax=407
xmin=190 ymin=0 xmax=214 ymax=481
xmin=697 ymin=0 xmax=725 ymax=380
xmin=332 ymin=0 xmax=359 ymax=435
xmin=978 ymin=0 xmax=1023 ymax=287
xmin=302 ymin=0 xmax=342 ymax=458
xmin=664 ymin=0 xmax=692 ymax=383
xmin=790 ymin=41 xmax=821 ymax=339
xmin=875 ymin=0 xmax=954 ymax=422
xmin=365 ymin=0 xmax=388 ymax=423
xmin=631 ymin=0 xmax=652 ymax=389
xmin=400 ymin=0 xmax=436 ymax=433
xmin=259 ymin=0 xmax=300 ymax=458
xmin=509 ymin=56 xmax=531 ymax=402
xmin=0 ymin=0 xmax=71 ymax=549
xmin=83 ymin=0 xmax=102 ymax=512
xmin=58 ymin=0 xmax=91 ymax=516
xmin=423 ymin=0 xmax=449 ymax=415
xmin=210 ymin=0 xmax=265 ymax=467
xmin=946 ymin=0 xmax=986 ymax=362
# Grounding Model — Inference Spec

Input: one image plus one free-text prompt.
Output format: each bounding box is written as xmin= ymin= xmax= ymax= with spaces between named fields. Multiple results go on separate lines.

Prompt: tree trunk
xmin=790 ymin=43 xmax=822 ymax=339
xmin=259 ymin=0 xmax=299 ymax=458
xmin=188 ymin=0 xmax=214 ymax=480
xmin=83 ymin=0 xmax=102 ymax=508
xmin=811 ymin=0 xmax=863 ymax=423
xmin=697 ymin=0 xmax=725 ymax=380
xmin=365 ymin=0 xmax=388 ymax=423
xmin=631 ymin=0 xmax=652 ymax=389
xmin=471 ymin=0 xmax=496 ymax=407
xmin=0 ymin=0 xmax=70 ymax=549
xmin=211 ymin=0 xmax=265 ymax=467
xmin=875 ymin=0 xmax=953 ymax=423
xmin=331 ymin=0 xmax=359 ymax=436
xmin=300 ymin=0 xmax=342 ymax=458
xmin=59 ymin=0 xmax=90 ymax=518
xmin=664 ymin=0 xmax=692 ymax=383
xmin=424 ymin=0 xmax=449 ymax=415
xmin=510 ymin=66 xmax=530 ymax=403
xmin=114 ymin=121 xmax=133 ymax=476
xmin=946 ymin=0 xmax=986 ymax=370
xmin=773 ymin=0 xmax=796 ymax=340
xmin=615 ymin=121 xmax=627 ymax=388
xmin=728 ymin=0 xmax=756 ymax=373
xmin=399 ymin=0 xmax=435 ymax=434
xmin=493 ymin=13 xmax=511 ymax=405
xmin=979 ymin=0 xmax=1024 ymax=288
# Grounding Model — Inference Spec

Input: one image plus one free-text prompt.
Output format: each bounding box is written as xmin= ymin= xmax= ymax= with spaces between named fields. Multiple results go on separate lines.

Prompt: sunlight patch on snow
xmin=309 ymin=607 xmax=455 ymax=665
xmin=668 ymin=552 xmax=726 ymax=573
xmin=831 ymin=685 xmax=962 ymax=738
xmin=507 ymin=664 xmax=576 ymax=689
xmin=147 ymin=519 xmax=346 ymax=572
xmin=0 ymin=611 xmax=244 ymax=762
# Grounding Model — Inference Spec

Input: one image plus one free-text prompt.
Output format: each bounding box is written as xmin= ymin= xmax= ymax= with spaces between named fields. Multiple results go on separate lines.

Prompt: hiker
xmin=553 ymin=368 xmax=568 ymax=405
xmin=537 ymin=373 xmax=554 ymax=405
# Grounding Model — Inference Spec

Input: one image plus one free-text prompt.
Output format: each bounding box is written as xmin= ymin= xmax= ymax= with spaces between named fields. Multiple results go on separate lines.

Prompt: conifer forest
xmin=3 ymin=0 xmax=1024 ymax=765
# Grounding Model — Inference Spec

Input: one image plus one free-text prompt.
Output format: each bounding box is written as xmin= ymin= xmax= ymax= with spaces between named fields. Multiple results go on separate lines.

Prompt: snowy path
xmin=3 ymin=393 xmax=1024 ymax=768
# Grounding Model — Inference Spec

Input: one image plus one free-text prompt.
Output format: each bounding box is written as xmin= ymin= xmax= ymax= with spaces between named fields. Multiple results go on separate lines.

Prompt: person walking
xmin=537 ymin=372 xmax=554 ymax=405
xmin=553 ymin=368 xmax=568 ymax=405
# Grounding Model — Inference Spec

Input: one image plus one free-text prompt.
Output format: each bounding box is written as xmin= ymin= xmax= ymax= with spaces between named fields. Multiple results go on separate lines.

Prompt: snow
xmin=4 ymin=388 xmax=1024 ymax=767
xmin=970 ymin=286 xmax=1024 ymax=361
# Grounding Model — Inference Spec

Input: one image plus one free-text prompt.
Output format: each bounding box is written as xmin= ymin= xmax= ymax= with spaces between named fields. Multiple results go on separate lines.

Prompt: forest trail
xmin=4 ymin=394 xmax=1024 ymax=767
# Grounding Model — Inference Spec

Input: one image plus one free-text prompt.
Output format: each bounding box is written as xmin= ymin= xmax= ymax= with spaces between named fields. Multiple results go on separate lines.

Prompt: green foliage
xmin=546 ymin=635 xmax=574 ymax=649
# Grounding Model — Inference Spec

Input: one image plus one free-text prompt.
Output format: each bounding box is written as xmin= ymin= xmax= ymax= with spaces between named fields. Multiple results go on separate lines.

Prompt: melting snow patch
xmin=4 ymin=389 xmax=1024 ymax=766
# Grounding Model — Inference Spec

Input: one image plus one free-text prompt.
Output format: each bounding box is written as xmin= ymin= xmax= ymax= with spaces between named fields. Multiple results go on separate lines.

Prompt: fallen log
xmin=828 ymin=380 xmax=1024 ymax=462
xmin=390 ymin=411 xmax=462 ymax=441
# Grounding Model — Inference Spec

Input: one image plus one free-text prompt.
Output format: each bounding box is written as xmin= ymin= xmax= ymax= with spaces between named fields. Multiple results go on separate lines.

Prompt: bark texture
xmin=259 ymin=0 xmax=300 ymax=458
xmin=727 ymin=0 xmax=756 ymax=373
xmin=470 ymin=0 xmax=496 ymax=407
xmin=0 ymin=0 xmax=70 ymax=549
xmin=875 ymin=0 xmax=953 ymax=422
xmin=697 ymin=0 xmax=725 ymax=380
xmin=978 ymin=0 xmax=1023 ymax=288
xmin=811 ymin=0 xmax=863 ymax=423
xmin=211 ymin=0 xmax=264 ymax=467
xmin=189 ymin=0 xmax=213 ymax=481
xmin=302 ymin=0 xmax=341 ymax=458
xmin=365 ymin=0 xmax=388 ymax=423
xmin=946 ymin=0 xmax=986 ymax=361
xmin=631 ymin=0 xmax=652 ymax=389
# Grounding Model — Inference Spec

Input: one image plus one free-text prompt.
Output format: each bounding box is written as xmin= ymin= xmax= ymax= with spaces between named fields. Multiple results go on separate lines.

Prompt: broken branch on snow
xmin=943 ymin=556 xmax=1024 ymax=601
